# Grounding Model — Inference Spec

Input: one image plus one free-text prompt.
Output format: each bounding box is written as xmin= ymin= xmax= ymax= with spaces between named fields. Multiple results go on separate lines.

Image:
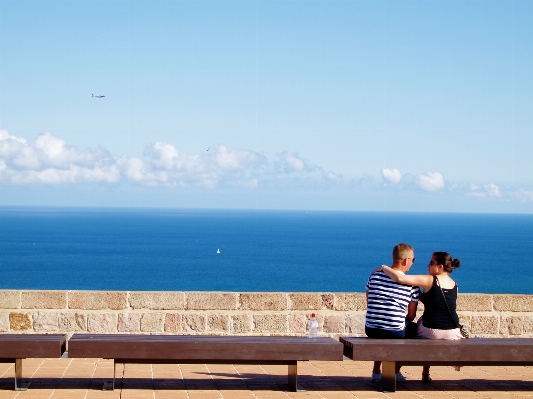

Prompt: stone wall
xmin=1 ymin=291 xmax=532 ymax=338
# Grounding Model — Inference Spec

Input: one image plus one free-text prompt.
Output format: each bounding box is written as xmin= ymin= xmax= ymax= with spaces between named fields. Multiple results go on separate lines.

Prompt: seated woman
xmin=377 ymin=251 xmax=463 ymax=382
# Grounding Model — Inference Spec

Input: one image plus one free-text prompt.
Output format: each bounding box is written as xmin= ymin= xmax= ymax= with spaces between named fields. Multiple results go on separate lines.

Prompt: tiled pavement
xmin=0 ymin=358 xmax=531 ymax=399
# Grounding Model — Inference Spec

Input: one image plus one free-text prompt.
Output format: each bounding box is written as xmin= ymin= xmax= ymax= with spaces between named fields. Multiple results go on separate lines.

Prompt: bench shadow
xmin=1 ymin=375 xmax=532 ymax=392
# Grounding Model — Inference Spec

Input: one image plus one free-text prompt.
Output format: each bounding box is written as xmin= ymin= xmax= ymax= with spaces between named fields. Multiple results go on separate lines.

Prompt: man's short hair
xmin=393 ymin=243 xmax=414 ymax=262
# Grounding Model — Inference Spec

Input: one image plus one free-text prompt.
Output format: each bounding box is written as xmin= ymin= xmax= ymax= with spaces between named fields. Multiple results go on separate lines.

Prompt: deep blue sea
xmin=1 ymin=207 xmax=532 ymax=294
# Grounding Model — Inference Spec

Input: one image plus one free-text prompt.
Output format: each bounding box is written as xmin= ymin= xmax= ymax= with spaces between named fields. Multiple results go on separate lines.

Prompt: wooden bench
xmin=0 ymin=334 xmax=67 ymax=390
xmin=340 ymin=336 xmax=533 ymax=392
xmin=68 ymin=334 xmax=344 ymax=391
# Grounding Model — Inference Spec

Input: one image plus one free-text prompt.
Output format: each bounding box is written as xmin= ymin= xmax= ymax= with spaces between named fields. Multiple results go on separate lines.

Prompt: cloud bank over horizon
xmin=0 ymin=130 xmax=340 ymax=190
xmin=1 ymin=130 xmax=532 ymax=208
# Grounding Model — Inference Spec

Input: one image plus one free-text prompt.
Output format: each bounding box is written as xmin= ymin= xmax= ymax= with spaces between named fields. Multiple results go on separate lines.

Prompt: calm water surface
xmin=1 ymin=207 xmax=531 ymax=293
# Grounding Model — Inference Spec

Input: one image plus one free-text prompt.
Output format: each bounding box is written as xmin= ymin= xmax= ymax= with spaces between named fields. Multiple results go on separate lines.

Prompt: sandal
xmin=422 ymin=374 xmax=432 ymax=383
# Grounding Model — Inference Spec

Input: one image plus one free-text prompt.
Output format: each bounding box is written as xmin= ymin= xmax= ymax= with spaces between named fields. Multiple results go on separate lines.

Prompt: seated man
xmin=365 ymin=243 xmax=419 ymax=382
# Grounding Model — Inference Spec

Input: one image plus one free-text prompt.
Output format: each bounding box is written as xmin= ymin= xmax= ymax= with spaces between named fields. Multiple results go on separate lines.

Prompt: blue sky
xmin=1 ymin=0 xmax=532 ymax=212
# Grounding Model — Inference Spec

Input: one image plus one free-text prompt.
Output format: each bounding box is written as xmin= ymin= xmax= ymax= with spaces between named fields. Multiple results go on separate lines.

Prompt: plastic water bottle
xmin=308 ymin=313 xmax=318 ymax=338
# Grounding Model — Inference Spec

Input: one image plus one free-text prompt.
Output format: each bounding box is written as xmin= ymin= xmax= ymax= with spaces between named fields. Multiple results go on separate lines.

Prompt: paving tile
xmin=0 ymin=358 xmax=531 ymax=398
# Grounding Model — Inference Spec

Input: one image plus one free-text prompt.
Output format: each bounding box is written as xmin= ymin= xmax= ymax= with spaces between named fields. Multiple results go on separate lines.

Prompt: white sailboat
xmin=217 ymin=248 xmax=220 ymax=254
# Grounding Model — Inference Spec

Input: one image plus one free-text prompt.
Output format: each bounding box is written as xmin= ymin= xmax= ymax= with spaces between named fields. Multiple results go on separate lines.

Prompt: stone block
xmin=0 ymin=291 xmax=20 ymax=309
xmin=0 ymin=313 xmax=10 ymax=331
xmin=252 ymin=314 xmax=287 ymax=333
xmin=288 ymin=293 xmax=323 ymax=310
xmin=288 ymin=314 xmax=307 ymax=334
xmin=239 ymin=293 xmax=287 ymax=311
xmin=140 ymin=313 xmax=165 ymax=332
xmin=69 ymin=292 xmax=128 ymax=310
xmin=333 ymin=293 xmax=366 ymax=311
xmin=87 ymin=313 xmax=118 ymax=333
xmin=457 ymin=314 xmax=472 ymax=329
xmin=321 ymin=294 xmax=334 ymax=310
xmin=118 ymin=313 xmax=141 ymax=332
xmin=10 ymin=313 xmax=32 ymax=331
xmin=324 ymin=315 xmax=345 ymax=333
xmin=456 ymin=294 xmax=492 ymax=312
xmin=182 ymin=314 xmax=206 ymax=332
xmin=164 ymin=313 xmax=182 ymax=332
xmin=231 ymin=315 xmax=252 ymax=334
xmin=59 ymin=313 xmax=87 ymax=332
xmin=345 ymin=314 xmax=366 ymax=335
xmin=500 ymin=316 xmax=524 ymax=335
xmin=21 ymin=291 xmax=67 ymax=309
xmin=129 ymin=292 xmax=185 ymax=310
xmin=207 ymin=314 xmax=230 ymax=332
xmin=33 ymin=312 xmax=59 ymax=332
xmin=524 ymin=316 xmax=533 ymax=334
xmin=493 ymin=295 xmax=533 ymax=312
xmin=470 ymin=315 xmax=499 ymax=335
xmin=187 ymin=293 xmax=238 ymax=310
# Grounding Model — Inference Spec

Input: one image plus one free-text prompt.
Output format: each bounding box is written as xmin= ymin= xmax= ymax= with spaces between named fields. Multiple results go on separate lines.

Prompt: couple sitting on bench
xmin=366 ymin=243 xmax=463 ymax=383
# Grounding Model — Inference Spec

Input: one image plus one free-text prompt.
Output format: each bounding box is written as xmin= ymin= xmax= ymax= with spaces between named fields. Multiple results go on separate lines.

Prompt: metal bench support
xmin=14 ymin=359 xmax=30 ymax=391
xmin=288 ymin=361 xmax=305 ymax=392
xmin=381 ymin=361 xmax=396 ymax=392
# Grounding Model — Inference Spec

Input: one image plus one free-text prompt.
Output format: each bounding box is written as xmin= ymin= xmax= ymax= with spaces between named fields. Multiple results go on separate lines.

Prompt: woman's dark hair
xmin=433 ymin=251 xmax=461 ymax=273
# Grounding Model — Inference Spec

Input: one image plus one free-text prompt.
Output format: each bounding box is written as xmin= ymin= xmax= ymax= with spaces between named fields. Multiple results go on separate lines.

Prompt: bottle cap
xmin=311 ymin=313 xmax=315 ymax=317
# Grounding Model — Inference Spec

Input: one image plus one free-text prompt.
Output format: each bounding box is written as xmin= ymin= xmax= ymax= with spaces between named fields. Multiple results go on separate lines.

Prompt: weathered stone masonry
xmin=1 ymin=291 xmax=532 ymax=339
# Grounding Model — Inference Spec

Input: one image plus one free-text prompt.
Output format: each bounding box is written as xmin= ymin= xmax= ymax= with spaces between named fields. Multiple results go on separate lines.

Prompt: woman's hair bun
xmin=451 ymin=258 xmax=461 ymax=269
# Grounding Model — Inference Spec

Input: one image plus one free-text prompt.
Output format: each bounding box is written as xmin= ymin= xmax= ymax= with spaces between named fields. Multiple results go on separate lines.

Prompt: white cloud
xmin=416 ymin=171 xmax=445 ymax=191
xmin=282 ymin=153 xmax=306 ymax=172
xmin=270 ymin=152 xmax=342 ymax=186
xmin=484 ymin=183 xmax=502 ymax=197
xmin=0 ymin=130 xmax=27 ymax=144
xmin=275 ymin=152 xmax=312 ymax=173
xmin=381 ymin=168 xmax=402 ymax=184
xmin=326 ymin=171 xmax=341 ymax=182
xmin=34 ymin=131 xmax=65 ymax=157
xmin=1 ymin=131 xmax=344 ymax=190
xmin=211 ymin=144 xmax=266 ymax=172
xmin=512 ymin=189 xmax=533 ymax=202
xmin=0 ymin=131 xmax=118 ymax=184
xmin=468 ymin=183 xmax=503 ymax=198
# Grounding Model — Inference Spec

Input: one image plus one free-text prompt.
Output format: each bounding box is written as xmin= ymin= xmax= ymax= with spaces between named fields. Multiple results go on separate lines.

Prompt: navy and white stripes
xmin=365 ymin=270 xmax=420 ymax=330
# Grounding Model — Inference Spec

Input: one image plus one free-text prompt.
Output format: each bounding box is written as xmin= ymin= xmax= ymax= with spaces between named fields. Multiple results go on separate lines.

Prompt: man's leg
xmin=372 ymin=361 xmax=381 ymax=374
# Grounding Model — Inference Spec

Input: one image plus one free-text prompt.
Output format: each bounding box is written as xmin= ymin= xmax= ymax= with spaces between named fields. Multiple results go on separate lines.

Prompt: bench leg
xmin=287 ymin=362 xmax=305 ymax=392
xmin=102 ymin=360 xmax=115 ymax=391
xmin=14 ymin=359 xmax=30 ymax=391
xmin=381 ymin=361 xmax=396 ymax=392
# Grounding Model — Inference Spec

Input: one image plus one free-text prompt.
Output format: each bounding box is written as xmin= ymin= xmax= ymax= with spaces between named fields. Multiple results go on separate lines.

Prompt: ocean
xmin=1 ymin=207 xmax=532 ymax=294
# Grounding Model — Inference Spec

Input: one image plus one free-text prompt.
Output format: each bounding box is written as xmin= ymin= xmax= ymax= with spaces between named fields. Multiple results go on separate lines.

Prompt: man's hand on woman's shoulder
xmin=371 ymin=265 xmax=389 ymax=275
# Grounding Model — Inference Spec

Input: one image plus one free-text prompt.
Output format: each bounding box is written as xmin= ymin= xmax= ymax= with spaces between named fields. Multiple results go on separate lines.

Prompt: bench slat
xmin=340 ymin=337 xmax=533 ymax=364
xmin=341 ymin=336 xmax=533 ymax=393
xmin=0 ymin=334 xmax=67 ymax=359
xmin=69 ymin=334 xmax=343 ymax=392
xmin=69 ymin=334 xmax=343 ymax=361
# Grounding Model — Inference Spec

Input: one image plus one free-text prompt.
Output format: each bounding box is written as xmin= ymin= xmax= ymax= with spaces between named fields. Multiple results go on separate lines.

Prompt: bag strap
xmin=434 ymin=276 xmax=460 ymax=328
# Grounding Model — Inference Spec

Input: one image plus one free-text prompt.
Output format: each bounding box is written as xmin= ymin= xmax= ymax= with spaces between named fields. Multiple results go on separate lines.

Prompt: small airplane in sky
xmin=92 ymin=94 xmax=105 ymax=98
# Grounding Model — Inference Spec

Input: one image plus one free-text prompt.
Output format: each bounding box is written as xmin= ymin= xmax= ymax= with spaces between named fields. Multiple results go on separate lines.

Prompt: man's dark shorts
xmin=365 ymin=325 xmax=406 ymax=339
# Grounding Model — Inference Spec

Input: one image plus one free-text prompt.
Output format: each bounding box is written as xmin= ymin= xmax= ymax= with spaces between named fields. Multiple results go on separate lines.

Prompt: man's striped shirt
xmin=365 ymin=270 xmax=420 ymax=330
